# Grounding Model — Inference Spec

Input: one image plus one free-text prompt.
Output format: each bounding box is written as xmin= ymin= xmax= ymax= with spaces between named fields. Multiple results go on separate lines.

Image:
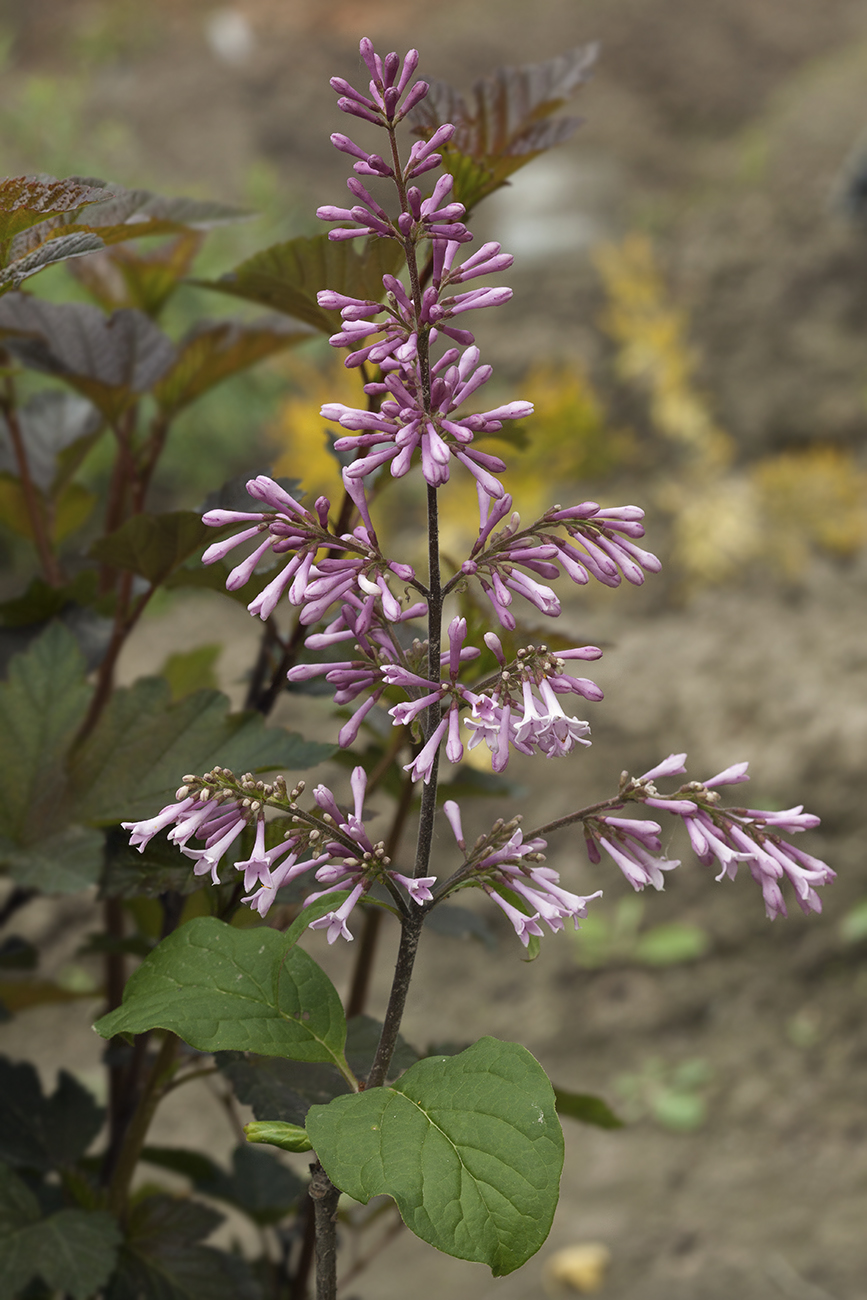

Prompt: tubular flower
xmin=601 ymin=756 xmax=836 ymax=919
xmin=463 ymin=638 xmax=602 ymax=768
xmin=442 ymin=803 xmax=602 ymax=947
xmin=126 ymin=766 xmax=434 ymax=936
xmin=322 ymin=346 xmax=531 ymax=491
xmin=202 ymin=475 xmax=416 ymax=625
xmin=462 ymin=496 xmax=662 ymax=627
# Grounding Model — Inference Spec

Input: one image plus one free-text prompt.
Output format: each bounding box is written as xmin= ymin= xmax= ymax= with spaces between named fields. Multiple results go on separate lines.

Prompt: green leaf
xmin=161 ymin=644 xmax=221 ymax=701
xmin=0 ymin=296 xmax=176 ymax=421
xmin=88 ymin=510 xmax=214 ymax=587
xmin=195 ymin=234 xmax=403 ymax=333
xmin=0 ymin=1194 xmax=121 ymax=1300
xmin=0 ymin=391 xmax=103 ymax=498
xmin=4 ymin=825 xmax=105 ymax=893
xmin=553 ymin=1087 xmax=624 ymax=1129
xmin=106 ymin=1193 xmax=260 ymax=1300
xmin=154 ymin=317 xmax=310 ymax=415
xmin=93 ymin=916 xmax=350 ymax=1072
xmin=140 ymin=1147 xmax=223 ymax=1184
xmin=100 ymin=827 xmax=204 ymax=900
xmin=244 ymin=1121 xmax=313 ymax=1156
xmin=217 ymin=1053 xmax=352 ymax=1126
xmin=0 ymin=176 xmax=113 ymax=246
xmin=73 ymin=676 xmax=333 ymax=824
xmin=408 ymin=46 xmax=596 ymax=212
xmin=199 ymin=1143 xmax=306 ymax=1222
xmin=0 ymin=623 xmax=90 ymax=848
xmin=0 ymin=1056 xmax=104 ymax=1171
xmin=69 ymin=230 xmax=204 ymax=317
xmin=306 ymin=1036 xmax=563 ymax=1277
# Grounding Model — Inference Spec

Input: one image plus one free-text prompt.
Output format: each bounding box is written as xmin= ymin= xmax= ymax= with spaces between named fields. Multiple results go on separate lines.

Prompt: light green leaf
xmin=244 ymin=1121 xmax=312 ymax=1154
xmin=93 ymin=916 xmax=350 ymax=1072
xmin=305 ymin=1036 xmax=563 ymax=1276
xmin=161 ymin=644 xmax=221 ymax=701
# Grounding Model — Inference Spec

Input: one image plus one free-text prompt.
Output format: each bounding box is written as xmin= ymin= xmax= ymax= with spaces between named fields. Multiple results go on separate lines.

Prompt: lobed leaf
xmin=0 ymin=295 xmax=176 ymax=421
xmin=194 ymin=233 xmax=403 ymax=333
xmin=105 ymin=1193 xmax=260 ymax=1300
xmin=0 ymin=1056 xmax=104 ymax=1171
xmin=69 ymin=230 xmax=205 ymax=316
xmin=0 ymin=1178 xmax=120 ymax=1300
xmin=306 ymin=1036 xmax=563 ymax=1276
xmin=73 ymin=675 xmax=333 ymax=824
xmin=409 ymin=46 xmax=597 ymax=210
xmin=0 ymin=623 xmax=90 ymax=848
xmin=0 ymin=176 xmax=114 ymax=247
xmin=154 ymin=317 xmax=310 ymax=415
xmin=93 ymin=915 xmax=350 ymax=1070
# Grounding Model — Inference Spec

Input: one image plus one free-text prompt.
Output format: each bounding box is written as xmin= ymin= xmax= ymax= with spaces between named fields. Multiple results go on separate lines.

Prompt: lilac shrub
xmin=107 ymin=37 xmax=834 ymax=1298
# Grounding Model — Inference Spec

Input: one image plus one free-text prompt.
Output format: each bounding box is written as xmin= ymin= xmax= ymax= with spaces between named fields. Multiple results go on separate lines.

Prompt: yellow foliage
xmin=595 ymin=235 xmax=733 ymax=470
xmin=753 ymin=445 xmax=867 ymax=574
xmin=271 ymin=355 xmax=365 ymax=503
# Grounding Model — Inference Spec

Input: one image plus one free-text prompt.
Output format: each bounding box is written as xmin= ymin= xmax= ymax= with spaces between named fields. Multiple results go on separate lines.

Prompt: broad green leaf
xmin=0 ymin=1057 xmax=104 ymax=1171
xmin=93 ymin=916 xmax=350 ymax=1071
xmin=0 ymin=176 xmax=113 ymax=247
xmin=0 ymin=295 xmax=176 ymax=421
xmin=154 ymin=317 xmax=310 ymax=415
xmin=88 ymin=510 xmax=216 ymax=587
xmin=195 ymin=233 xmax=403 ymax=333
xmin=409 ymin=46 xmax=596 ymax=211
xmin=0 ymin=474 xmax=96 ymax=543
xmin=73 ymin=675 xmax=333 ymax=824
xmin=0 ymin=623 xmax=90 ymax=847
xmin=106 ymin=1193 xmax=260 ymax=1300
xmin=306 ymin=1036 xmax=563 ymax=1276
xmin=553 ymin=1087 xmax=624 ymax=1129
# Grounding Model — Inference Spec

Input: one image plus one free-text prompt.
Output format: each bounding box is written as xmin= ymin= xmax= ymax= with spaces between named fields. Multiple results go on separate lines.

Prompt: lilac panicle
xmin=581 ymin=755 xmax=834 ymax=920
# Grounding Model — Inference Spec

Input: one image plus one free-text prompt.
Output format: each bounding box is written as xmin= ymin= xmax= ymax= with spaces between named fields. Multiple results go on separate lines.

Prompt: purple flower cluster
xmin=123 ymin=767 xmax=434 ymax=940
xmin=462 ymin=496 xmax=662 ymax=628
xmin=582 ymin=753 xmax=835 ymax=919
xmin=443 ymin=801 xmax=601 ymax=947
xmin=202 ymin=475 xmax=417 ymax=626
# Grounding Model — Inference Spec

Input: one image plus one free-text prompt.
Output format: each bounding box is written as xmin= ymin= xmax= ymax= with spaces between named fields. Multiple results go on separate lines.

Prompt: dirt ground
xmin=2 ymin=2 xmax=867 ymax=1297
